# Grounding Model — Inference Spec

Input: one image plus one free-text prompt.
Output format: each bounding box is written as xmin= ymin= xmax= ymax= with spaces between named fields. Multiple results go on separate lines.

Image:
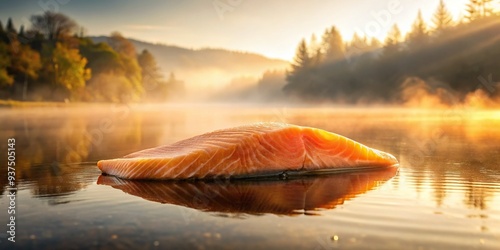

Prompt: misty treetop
xmin=285 ymin=0 xmax=500 ymax=106
xmin=0 ymin=11 xmax=180 ymax=102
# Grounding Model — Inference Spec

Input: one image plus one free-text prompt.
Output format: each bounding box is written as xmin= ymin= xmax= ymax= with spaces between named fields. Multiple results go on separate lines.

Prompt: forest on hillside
xmin=1 ymin=0 xmax=499 ymax=106
xmin=0 ymin=11 xmax=183 ymax=102
xmin=285 ymin=0 xmax=500 ymax=106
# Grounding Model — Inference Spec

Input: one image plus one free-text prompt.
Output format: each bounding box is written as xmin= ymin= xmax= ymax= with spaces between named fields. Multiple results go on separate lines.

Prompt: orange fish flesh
xmin=97 ymin=122 xmax=398 ymax=180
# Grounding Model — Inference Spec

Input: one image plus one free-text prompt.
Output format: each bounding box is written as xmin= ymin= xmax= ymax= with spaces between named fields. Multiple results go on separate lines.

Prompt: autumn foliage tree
xmin=52 ymin=43 xmax=90 ymax=99
xmin=106 ymin=32 xmax=144 ymax=102
xmin=138 ymin=49 xmax=169 ymax=101
xmin=0 ymin=11 xmax=171 ymax=102
xmin=7 ymin=40 xmax=41 ymax=99
xmin=108 ymin=32 xmax=137 ymax=58
xmin=0 ymin=42 xmax=13 ymax=87
xmin=0 ymin=18 xmax=42 ymax=99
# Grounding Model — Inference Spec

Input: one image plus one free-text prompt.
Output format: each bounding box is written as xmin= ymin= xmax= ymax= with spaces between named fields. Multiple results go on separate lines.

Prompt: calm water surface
xmin=0 ymin=104 xmax=499 ymax=249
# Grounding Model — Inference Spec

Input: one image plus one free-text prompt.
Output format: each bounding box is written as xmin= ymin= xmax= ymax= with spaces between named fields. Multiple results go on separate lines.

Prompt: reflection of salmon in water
xmin=97 ymin=122 xmax=398 ymax=180
xmin=97 ymin=167 xmax=398 ymax=215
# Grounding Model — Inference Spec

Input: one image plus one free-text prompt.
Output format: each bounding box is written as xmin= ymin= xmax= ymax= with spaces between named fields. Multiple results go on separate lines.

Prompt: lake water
xmin=0 ymin=104 xmax=499 ymax=249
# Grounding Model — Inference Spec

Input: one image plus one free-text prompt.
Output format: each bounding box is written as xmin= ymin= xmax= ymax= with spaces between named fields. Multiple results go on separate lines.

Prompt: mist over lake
xmin=1 ymin=0 xmax=500 ymax=249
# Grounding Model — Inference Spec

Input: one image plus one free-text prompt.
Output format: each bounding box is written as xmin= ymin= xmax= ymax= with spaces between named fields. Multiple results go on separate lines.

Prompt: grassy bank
xmin=0 ymin=100 xmax=67 ymax=108
xmin=0 ymin=100 xmax=91 ymax=108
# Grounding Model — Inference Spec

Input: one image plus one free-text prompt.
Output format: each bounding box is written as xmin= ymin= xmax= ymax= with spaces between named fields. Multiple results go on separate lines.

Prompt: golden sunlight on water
xmin=0 ymin=105 xmax=499 ymax=249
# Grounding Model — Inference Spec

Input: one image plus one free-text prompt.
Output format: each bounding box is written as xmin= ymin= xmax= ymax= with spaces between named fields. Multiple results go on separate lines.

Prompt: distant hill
xmin=89 ymin=36 xmax=289 ymax=96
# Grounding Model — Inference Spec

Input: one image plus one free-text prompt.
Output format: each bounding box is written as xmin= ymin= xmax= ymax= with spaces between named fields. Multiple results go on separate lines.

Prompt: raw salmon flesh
xmin=97 ymin=122 xmax=398 ymax=180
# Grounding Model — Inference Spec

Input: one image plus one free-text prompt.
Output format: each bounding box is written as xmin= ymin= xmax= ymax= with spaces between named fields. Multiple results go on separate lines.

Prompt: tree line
xmin=285 ymin=0 xmax=500 ymax=104
xmin=0 ymin=11 xmax=182 ymax=102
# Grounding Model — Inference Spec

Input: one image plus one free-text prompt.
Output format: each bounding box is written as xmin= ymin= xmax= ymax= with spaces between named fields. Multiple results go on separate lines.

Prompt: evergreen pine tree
xmin=289 ymin=39 xmax=311 ymax=76
xmin=0 ymin=20 xmax=6 ymax=43
xmin=432 ymin=0 xmax=454 ymax=31
xmin=383 ymin=24 xmax=402 ymax=57
xmin=369 ymin=37 xmax=382 ymax=50
xmin=18 ymin=25 xmax=25 ymax=37
xmin=466 ymin=0 xmax=494 ymax=21
xmin=6 ymin=18 xmax=16 ymax=34
xmin=308 ymin=34 xmax=323 ymax=66
xmin=284 ymin=39 xmax=312 ymax=94
xmin=322 ymin=26 xmax=344 ymax=62
xmin=407 ymin=10 xmax=429 ymax=50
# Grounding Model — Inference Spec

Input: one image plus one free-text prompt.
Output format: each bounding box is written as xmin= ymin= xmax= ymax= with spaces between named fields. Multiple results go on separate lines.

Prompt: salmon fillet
xmin=97 ymin=167 xmax=397 ymax=215
xmin=97 ymin=122 xmax=398 ymax=180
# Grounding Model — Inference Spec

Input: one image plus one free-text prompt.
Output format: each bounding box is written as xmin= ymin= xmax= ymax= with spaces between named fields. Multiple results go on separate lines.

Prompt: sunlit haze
xmin=0 ymin=0 xmax=474 ymax=60
xmin=1 ymin=1 xmax=500 ymax=248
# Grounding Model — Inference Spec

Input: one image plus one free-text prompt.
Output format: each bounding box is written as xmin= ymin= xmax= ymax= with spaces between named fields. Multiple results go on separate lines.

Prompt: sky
xmin=0 ymin=0 xmax=477 ymax=61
